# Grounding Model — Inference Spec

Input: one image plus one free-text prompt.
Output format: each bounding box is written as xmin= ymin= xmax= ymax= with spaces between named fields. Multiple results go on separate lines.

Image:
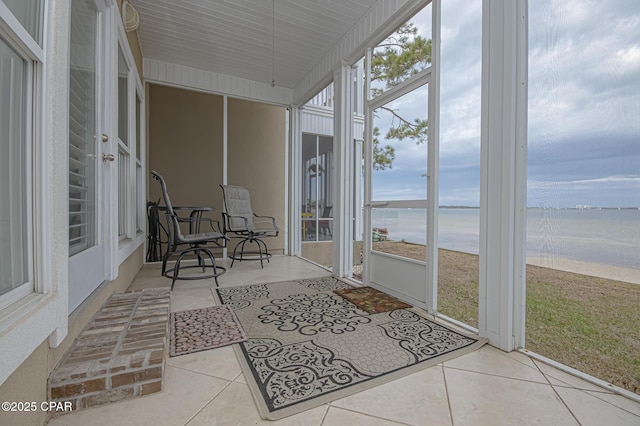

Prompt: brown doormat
xmin=170 ymin=305 xmax=247 ymax=356
xmin=334 ymin=286 xmax=412 ymax=314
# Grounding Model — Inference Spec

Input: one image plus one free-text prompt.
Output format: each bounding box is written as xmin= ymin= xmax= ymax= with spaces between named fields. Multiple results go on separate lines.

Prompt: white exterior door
xmin=68 ymin=0 xmax=113 ymax=313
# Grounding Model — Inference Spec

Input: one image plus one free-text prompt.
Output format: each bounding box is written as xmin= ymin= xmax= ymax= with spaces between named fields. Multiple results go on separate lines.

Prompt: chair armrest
xmin=253 ymin=214 xmax=277 ymax=226
xmin=253 ymin=213 xmax=276 ymax=220
xmin=199 ymin=216 xmax=224 ymax=234
xmin=172 ymin=213 xmax=223 ymax=235
xmin=175 ymin=215 xmax=197 ymax=223
xmin=253 ymin=214 xmax=278 ymax=234
xmin=222 ymin=213 xmax=252 ymax=232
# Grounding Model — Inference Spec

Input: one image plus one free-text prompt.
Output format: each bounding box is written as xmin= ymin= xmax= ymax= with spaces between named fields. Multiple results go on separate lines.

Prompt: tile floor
xmin=49 ymin=256 xmax=640 ymax=426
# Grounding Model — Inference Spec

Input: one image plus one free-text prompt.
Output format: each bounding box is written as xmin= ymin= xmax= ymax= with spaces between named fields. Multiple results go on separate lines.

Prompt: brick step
xmin=48 ymin=288 xmax=170 ymax=411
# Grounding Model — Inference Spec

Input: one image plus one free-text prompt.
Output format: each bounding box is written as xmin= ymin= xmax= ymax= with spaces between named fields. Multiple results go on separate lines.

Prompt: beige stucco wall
xmin=147 ymin=87 xmax=287 ymax=255
xmin=0 ymin=247 xmax=143 ymax=426
xmin=0 ymin=340 xmax=49 ymax=425
xmin=147 ymin=84 xmax=225 ymax=230
xmin=227 ymin=98 xmax=287 ymax=254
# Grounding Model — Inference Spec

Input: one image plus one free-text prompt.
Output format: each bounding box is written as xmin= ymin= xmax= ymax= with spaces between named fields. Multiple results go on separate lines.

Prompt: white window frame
xmin=0 ymin=0 xmax=70 ymax=385
xmin=134 ymin=85 xmax=145 ymax=236
xmin=0 ymin=28 xmax=34 ymax=311
xmin=115 ymin=19 xmax=144 ymax=264
xmin=0 ymin=1 xmax=41 ymax=306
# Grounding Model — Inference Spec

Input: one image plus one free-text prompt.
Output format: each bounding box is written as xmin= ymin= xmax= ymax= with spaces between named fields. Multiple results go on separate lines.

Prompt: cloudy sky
xmin=371 ymin=0 xmax=639 ymax=208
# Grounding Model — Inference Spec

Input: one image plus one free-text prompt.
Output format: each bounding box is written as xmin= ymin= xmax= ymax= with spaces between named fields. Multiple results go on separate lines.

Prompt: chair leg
xmin=261 ymin=239 xmax=271 ymax=263
xmin=197 ymin=247 xmax=220 ymax=287
xmin=196 ymin=248 xmax=206 ymax=272
xmin=238 ymin=239 xmax=249 ymax=263
xmin=161 ymin=252 xmax=169 ymax=276
xmin=161 ymin=243 xmax=175 ymax=276
xmin=251 ymin=238 xmax=263 ymax=268
xmin=229 ymin=236 xmax=271 ymax=268
xmin=255 ymin=238 xmax=269 ymax=268
xmin=209 ymin=249 xmax=223 ymax=287
xmin=171 ymin=251 xmax=189 ymax=290
xmin=230 ymin=238 xmax=246 ymax=268
xmin=168 ymin=247 xmax=225 ymax=289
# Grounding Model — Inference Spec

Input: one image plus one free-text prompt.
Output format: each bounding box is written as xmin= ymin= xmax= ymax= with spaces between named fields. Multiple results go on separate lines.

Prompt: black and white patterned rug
xmin=215 ymin=277 xmax=487 ymax=420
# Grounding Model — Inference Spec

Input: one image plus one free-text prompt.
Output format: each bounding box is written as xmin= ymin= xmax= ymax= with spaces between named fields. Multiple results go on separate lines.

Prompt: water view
xmin=371 ymin=207 xmax=640 ymax=281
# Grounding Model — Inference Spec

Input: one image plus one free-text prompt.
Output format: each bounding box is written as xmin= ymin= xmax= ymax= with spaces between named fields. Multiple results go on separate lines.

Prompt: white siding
xmin=143 ymin=59 xmax=293 ymax=106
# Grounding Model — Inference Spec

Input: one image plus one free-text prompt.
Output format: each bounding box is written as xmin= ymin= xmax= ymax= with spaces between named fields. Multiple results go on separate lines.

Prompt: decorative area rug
xmin=169 ymin=305 xmax=247 ymax=357
xmin=214 ymin=277 xmax=487 ymax=420
xmin=334 ymin=286 xmax=412 ymax=313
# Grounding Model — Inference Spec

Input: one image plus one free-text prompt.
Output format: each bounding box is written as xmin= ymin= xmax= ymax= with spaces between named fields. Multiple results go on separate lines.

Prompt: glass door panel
xmin=68 ymin=0 xmax=110 ymax=313
xmin=371 ymin=84 xmax=429 ymax=258
xmin=68 ymin=1 xmax=98 ymax=256
xmin=371 ymin=207 xmax=427 ymax=260
xmin=301 ymin=134 xmax=334 ymax=243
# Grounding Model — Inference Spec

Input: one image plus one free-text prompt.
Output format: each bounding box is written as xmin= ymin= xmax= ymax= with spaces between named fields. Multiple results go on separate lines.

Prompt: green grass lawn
xmin=373 ymin=241 xmax=640 ymax=395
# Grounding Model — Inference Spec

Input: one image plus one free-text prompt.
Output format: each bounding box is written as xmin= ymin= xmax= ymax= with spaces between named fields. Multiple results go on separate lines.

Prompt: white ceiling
xmin=133 ymin=0 xmax=377 ymax=89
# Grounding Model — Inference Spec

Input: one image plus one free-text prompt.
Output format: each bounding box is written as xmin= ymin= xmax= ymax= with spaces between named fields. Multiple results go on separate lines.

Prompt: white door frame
xmin=362 ymin=0 xmax=441 ymax=312
xmin=363 ymin=69 xmax=432 ymax=309
xmin=68 ymin=0 xmax=115 ymax=313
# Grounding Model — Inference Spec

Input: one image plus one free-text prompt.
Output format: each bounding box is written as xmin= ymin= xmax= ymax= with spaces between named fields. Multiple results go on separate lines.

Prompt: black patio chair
xmin=151 ymin=171 xmax=226 ymax=289
xmin=146 ymin=199 xmax=167 ymax=262
xmin=220 ymin=184 xmax=279 ymax=268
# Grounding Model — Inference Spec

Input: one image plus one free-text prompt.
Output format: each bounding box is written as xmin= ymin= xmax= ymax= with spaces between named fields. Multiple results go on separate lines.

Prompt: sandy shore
xmin=527 ymin=257 xmax=640 ymax=285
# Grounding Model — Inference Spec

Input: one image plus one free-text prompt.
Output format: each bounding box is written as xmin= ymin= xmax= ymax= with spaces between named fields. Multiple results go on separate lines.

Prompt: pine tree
xmin=370 ymin=22 xmax=431 ymax=170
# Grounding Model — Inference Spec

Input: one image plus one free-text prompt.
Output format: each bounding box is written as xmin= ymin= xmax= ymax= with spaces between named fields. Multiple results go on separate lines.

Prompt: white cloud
xmin=614 ymin=44 xmax=640 ymax=72
xmin=371 ymin=0 xmax=638 ymax=207
xmin=530 ymin=175 xmax=640 ymax=188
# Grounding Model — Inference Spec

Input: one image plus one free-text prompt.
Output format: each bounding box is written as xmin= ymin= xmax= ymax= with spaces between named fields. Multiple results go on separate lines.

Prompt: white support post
xmin=288 ymin=106 xmax=302 ymax=256
xmin=333 ymin=62 xmax=354 ymax=277
xmin=354 ymin=138 xmax=363 ymax=245
xmin=362 ymin=49 xmax=372 ymax=286
xmin=479 ymin=0 xmax=528 ymax=351
xmin=426 ymin=0 xmax=441 ymax=315
xmin=283 ymin=108 xmax=290 ymax=255
xmin=222 ymin=95 xmax=228 ymax=259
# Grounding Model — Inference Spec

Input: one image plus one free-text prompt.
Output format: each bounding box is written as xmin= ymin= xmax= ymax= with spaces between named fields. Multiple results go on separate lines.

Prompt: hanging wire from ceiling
xmin=271 ymin=0 xmax=276 ymax=87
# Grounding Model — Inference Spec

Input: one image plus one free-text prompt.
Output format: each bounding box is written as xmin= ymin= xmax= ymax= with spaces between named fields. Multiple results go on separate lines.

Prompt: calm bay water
xmin=371 ymin=207 xmax=640 ymax=270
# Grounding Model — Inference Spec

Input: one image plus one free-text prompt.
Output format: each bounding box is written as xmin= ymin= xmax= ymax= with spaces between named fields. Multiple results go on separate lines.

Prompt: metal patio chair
xmin=151 ymin=171 xmax=226 ymax=289
xmin=220 ymin=184 xmax=279 ymax=268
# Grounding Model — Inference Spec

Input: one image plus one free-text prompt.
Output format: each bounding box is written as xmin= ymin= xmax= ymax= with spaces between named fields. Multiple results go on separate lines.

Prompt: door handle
xmin=102 ymin=153 xmax=115 ymax=162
